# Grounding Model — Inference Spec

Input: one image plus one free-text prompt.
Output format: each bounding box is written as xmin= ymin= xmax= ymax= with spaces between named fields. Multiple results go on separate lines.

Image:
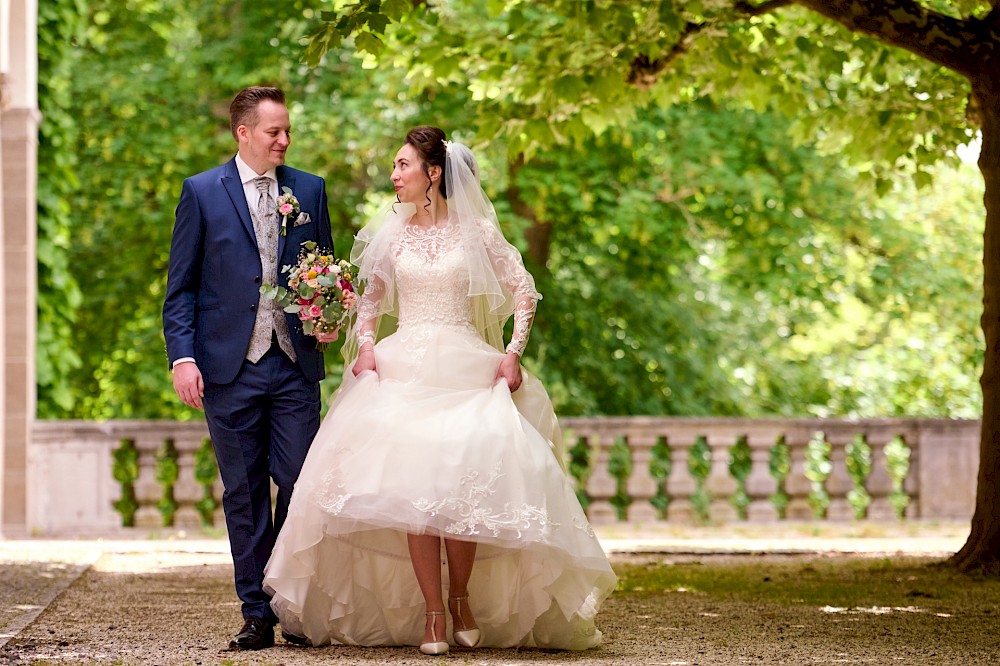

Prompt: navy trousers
xmin=203 ymin=343 xmax=320 ymax=624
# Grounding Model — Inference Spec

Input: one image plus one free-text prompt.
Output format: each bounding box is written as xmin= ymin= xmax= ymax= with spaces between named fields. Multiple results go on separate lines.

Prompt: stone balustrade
xmin=28 ymin=417 xmax=980 ymax=534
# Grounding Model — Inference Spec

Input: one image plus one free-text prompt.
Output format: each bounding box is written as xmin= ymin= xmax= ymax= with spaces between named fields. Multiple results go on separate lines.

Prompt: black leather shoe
xmin=228 ymin=617 xmax=275 ymax=651
xmin=281 ymin=630 xmax=312 ymax=647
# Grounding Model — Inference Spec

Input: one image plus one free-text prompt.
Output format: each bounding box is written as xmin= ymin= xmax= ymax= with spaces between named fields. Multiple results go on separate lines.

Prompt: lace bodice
xmin=394 ymin=223 xmax=475 ymax=331
xmin=354 ymin=220 xmax=539 ymax=355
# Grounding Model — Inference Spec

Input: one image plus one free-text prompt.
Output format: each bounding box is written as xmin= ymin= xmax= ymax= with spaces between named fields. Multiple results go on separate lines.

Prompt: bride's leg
xmin=443 ymin=538 xmax=476 ymax=600
xmin=407 ymin=533 xmax=446 ymax=646
xmin=444 ymin=538 xmax=480 ymax=645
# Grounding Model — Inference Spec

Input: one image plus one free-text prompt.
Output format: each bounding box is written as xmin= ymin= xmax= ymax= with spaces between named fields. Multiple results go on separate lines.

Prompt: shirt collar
xmin=235 ymin=153 xmax=277 ymax=185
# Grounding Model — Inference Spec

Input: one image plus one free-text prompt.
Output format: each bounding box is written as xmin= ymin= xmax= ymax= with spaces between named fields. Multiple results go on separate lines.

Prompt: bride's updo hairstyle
xmin=405 ymin=125 xmax=450 ymax=201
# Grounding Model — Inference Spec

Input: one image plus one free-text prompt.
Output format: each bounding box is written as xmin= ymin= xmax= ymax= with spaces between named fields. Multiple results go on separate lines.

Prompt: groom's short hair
xmin=230 ymin=86 xmax=287 ymax=140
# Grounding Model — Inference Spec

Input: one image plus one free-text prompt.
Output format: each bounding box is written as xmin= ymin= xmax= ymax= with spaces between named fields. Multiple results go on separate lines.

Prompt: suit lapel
xmin=277 ymin=166 xmax=296 ymax=258
xmin=221 ymin=158 xmax=258 ymax=246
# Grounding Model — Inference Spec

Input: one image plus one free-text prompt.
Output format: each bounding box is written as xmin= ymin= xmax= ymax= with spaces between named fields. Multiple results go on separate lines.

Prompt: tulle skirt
xmin=263 ymin=323 xmax=617 ymax=649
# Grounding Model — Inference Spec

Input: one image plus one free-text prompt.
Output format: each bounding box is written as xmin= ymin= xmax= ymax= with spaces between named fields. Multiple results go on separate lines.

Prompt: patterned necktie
xmin=254 ymin=176 xmax=275 ymax=225
xmin=251 ymin=176 xmax=277 ymax=282
xmin=246 ymin=176 xmax=296 ymax=363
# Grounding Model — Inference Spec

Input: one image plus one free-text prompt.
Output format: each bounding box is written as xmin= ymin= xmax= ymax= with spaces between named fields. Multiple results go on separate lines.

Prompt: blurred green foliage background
xmin=36 ymin=0 xmax=985 ymax=421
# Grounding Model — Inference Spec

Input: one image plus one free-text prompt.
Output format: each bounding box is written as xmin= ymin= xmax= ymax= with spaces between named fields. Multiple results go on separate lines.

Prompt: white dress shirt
xmin=234 ymin=152 xmax=278 ymax=209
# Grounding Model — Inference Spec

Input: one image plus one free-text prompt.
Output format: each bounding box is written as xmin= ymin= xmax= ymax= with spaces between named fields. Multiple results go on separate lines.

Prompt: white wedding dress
xmin=263 ymin=221 xmax=617 ymax=650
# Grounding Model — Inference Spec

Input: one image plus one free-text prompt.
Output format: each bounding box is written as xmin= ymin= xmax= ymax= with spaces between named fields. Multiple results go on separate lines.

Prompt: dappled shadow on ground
xmin=608 ymin=553 xmax=1000 ymax=665
xmin=0 ymin=562 xmax=84 ymax=636
xmin=1 ymin=551 xmax=999 ymax=665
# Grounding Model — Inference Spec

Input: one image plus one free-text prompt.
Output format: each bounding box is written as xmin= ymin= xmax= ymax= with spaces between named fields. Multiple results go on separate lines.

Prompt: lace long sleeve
xmin=479 ymin=220 xmax=542 ymax=356
xmin=354 ymin=276 xmax=386 ymax=350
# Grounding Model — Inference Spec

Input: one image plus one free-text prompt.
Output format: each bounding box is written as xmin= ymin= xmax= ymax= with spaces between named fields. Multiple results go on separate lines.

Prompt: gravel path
xmin=1 ymin=523 xmax=993 ymax=665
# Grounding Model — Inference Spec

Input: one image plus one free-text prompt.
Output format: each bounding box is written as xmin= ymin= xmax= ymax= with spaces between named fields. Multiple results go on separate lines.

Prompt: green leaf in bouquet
xmin=322 ymin=303 xmax=343 ymax=321
xmin=283 ymin=304 xmax=302 ymax=313
xmin=302 ymin=320 xmax=315 ymax=334
xmin=317 ymin=275 xmax=337 ymax=287
xmin=301 ymin=240 xmax=318 ymax=252
xmin=313 ymin=294 xmax=327 ymax=307
xmin=262 ymin=284 xmax=294 ymax=307
xmin=297 ymin=283 xmax=316 ymax=299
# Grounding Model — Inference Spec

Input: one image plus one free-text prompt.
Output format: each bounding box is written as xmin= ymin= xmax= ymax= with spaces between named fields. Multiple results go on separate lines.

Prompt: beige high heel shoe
xmin=449 ymin=595 xmax=482 ymax=648
xmin=419 ymin=610 xmax=449 ymax=656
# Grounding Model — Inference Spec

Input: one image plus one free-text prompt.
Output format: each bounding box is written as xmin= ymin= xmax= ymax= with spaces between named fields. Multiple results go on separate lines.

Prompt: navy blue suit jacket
xmin=163 ymin=158 xmax=334 ymax=385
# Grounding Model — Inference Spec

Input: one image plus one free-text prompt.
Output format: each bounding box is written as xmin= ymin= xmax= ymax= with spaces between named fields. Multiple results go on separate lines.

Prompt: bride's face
xmin=391 ymin=143 xmax=433 ymax=204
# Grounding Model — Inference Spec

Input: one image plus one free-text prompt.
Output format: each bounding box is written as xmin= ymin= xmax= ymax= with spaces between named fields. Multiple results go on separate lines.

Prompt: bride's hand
xmin=315 ymin=327 xmax=340 ymax=344
xmin=353 ymin=348 xmax=378 ymax=377
xmin=494 ymin=352 xmax=523 ymax=392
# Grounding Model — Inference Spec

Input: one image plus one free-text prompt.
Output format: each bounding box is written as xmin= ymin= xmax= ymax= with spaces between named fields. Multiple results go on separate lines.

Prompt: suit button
xmin=250 ymin=304 xmax=256 ymax=311
xmin=254 ymin=276 xmax=261 ymax=284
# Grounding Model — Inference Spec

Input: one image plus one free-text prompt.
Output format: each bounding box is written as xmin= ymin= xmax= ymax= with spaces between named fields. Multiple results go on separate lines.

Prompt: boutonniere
xmin=276 ymin=186 xmax=300 ymax=236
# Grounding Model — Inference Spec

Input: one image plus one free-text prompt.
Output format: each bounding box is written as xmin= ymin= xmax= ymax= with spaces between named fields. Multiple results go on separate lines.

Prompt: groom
xmin=163 ymin=86 xmax=334 ymax=650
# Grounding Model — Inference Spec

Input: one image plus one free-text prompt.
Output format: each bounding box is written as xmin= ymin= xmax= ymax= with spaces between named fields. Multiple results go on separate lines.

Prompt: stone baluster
xmin=707 ymin=433 xmax=738 ymax=522
xmin=625 ymin=431 xmax=660 ymax=523
xmin=745 ymin=431 xmax=779 ymax=522
xmin=825 ymin=428 xmax=857 ymax=521
xmin=866 ymin=434 xmax=899 ymax=519
xmin=106 ymin=442 xmax=125 ymax=526
xmin=584 ymin=433 xmax=617 ymax=524
xmin=665 ymin=433 xmax=697 ymax=523
xmin=172 ymin=434 xmax=204 ymax=529
xmin=133 ymin=433 xmax=165 ymax=528
xmin=784 ymin=430 xmax=813 ymax=520
xmin=903 ymin=438 xmax=920 ymax=518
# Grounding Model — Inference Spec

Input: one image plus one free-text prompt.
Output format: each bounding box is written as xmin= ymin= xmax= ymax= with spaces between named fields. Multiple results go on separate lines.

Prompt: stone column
xmin=0 ymin=2 xmax=8 ymax=539
xmin=0 ymin=0 xmax=39 ymax=537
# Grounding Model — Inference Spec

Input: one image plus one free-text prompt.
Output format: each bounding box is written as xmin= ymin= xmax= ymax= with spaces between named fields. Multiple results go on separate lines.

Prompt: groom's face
xmin=237 ymin=100 xmax=291 ymax=174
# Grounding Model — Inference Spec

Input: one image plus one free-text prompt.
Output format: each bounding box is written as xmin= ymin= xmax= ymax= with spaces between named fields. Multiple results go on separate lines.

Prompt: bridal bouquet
xmin=260 ymin=240 xmax=357 ymax=348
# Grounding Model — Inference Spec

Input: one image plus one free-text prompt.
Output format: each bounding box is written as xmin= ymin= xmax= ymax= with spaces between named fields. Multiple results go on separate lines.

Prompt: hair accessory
xmin=442 ymin=139 xmax=452 ymax=151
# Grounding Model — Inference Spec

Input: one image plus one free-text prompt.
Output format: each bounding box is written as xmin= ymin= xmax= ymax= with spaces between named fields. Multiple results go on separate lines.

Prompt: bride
xmin=263 ymin=126 xmax=617 ymax=654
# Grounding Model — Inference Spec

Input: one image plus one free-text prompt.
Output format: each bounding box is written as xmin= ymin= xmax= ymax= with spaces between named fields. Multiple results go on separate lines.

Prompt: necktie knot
xmin=254 ymin=176 xmax=271 ymax=194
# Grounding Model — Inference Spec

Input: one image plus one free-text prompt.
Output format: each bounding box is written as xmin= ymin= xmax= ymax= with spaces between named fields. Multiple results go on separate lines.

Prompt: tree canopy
xmin=307 ymin=1 xmax=977 ymax=184
xmin=35 ymin=0 xmax=984 ymax=426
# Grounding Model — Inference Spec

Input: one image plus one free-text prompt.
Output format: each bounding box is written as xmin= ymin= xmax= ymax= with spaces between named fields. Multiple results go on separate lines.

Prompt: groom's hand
xmin=173 ymin=361 xmax=204 ymax=410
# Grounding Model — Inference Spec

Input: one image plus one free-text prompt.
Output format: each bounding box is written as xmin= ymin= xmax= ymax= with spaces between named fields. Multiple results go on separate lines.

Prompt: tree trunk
xmin=506 ymin=155 xmax=551 ymax=271
xmin=952 ymin=79 xmax=1000 ymax=574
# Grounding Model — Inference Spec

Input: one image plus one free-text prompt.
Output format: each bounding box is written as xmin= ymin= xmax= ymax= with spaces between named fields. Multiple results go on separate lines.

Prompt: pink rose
xmin=279 ymin=203 xmax=294 ymax=216
xmin=309 ymin=304 xmax=323 ymax=318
